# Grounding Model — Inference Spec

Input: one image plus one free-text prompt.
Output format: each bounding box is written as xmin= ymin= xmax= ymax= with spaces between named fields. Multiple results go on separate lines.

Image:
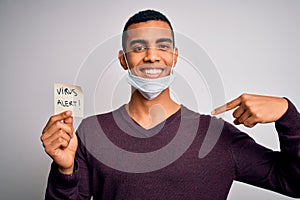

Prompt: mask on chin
xmin=126 ymin=72 xmax=175 ymax=100
xmin=124 ymin=51 xmax=176 ymax=100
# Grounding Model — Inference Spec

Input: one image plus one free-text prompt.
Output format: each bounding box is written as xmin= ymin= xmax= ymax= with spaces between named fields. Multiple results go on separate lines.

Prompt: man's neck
xmin=126 ymin=88 xmax=180 ymax=129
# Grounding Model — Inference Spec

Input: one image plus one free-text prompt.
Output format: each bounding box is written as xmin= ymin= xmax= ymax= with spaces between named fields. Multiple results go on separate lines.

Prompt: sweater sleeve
xmin=230 ymin=99 xmax=300 ymax=198
xmin=45 ymin=121 xmax=92 ymax=200
xmin=45 ymin=161 xmax=79 ymax=199
xmin=276 ymin=99 xmax=300 ymax=157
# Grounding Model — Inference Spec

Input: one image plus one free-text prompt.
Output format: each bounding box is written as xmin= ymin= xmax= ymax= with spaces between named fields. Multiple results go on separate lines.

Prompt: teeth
xmin=144 ymin=69 xmax=163 ymax=75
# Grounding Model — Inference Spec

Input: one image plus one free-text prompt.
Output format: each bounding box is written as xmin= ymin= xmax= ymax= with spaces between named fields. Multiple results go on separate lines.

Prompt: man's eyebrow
xmin=156 ymin=38 xmax=173 ymax=44
xmin=129 ymin=39 xmax=147 ymax=46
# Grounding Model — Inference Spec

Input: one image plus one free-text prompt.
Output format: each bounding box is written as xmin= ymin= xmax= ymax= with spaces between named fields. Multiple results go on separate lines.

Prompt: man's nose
xmin=144 ymin=47 xmax=161 ymax=63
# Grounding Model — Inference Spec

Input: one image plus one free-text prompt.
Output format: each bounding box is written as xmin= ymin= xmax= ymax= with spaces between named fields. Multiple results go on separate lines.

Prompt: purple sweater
xmin=45 ymin=100 xmax=300 ymax=199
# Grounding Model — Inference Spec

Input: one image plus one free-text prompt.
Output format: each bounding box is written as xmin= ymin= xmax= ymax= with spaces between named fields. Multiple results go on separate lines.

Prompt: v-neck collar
xmin=113 ymin=104 xmax=182 ymax=138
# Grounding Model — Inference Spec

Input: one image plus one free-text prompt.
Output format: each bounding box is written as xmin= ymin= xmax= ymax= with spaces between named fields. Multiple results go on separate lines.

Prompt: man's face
xmin=119 ymin=20 xmax=178 ymax=79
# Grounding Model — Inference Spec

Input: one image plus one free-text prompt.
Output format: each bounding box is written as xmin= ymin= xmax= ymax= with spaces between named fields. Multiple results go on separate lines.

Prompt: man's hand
xmin=211 ymin=94 xmax=288 ymax=128
xmin=40 ymin=111 xmax=78 ymax=174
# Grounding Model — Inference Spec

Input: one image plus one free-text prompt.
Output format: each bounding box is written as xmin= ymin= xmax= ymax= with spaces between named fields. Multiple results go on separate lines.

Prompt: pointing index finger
xmin=211 ymin=96 xmax=242 ymax=115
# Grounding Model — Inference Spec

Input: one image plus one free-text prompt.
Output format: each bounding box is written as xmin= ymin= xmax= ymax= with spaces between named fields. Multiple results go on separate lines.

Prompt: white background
xmin=0 ymin=0 xmax=299 ymax=199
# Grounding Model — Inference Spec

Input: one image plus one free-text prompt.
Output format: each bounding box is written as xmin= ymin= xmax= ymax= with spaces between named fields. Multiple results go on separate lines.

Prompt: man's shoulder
xmin=180 ymin=105 xmax=214 ymax=122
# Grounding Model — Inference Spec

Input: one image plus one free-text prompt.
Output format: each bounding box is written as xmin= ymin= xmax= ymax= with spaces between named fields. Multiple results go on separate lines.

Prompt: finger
xmin=211 ymin=97 xmax=242 ymax=115
xmin=237 ymin=110 xmax=252 ymax=124
xmin=45 ymin=137 xmax=69 ymax=157
xmin=232 ymin=105 xmax=245 ymax=119
xmin=64 ymin=116 xmax=73 ymax=124
xmin=42 ymin=120 xmax=74 ymax=141
xmin=43 ymin=110 xmax=73 ymax=133
xmin=51 ymin=136 xmax=69 ymax=149
xmin=243 ymin=116 xmax=258 ymax=128
xmin=42 ymin=129 xmax=72 ymax=148
xmin=233 ymin=118 xmax=240 ymax=125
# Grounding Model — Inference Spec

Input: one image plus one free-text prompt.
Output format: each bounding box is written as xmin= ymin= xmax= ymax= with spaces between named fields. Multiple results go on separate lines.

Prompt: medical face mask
xmin=124 ymin=51 xmax=176 ymax=100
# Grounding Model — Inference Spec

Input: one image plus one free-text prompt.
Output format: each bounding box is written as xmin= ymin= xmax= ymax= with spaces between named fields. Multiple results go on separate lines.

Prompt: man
xmin=41 ymin=10 xmax=300 ymax=199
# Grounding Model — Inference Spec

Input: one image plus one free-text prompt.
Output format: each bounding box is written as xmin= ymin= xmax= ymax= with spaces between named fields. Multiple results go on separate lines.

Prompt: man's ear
xmin=173 ymin=47 xmax=179 ymax=67
xmin=118 ymin=50 xmax=128 ymax=70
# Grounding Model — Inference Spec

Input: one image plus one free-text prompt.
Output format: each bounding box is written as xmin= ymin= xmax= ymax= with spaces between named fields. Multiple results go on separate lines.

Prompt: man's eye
xmin=132 ymin=45 xmax=146 ymax=52
xmin=158 ymin=44 xmax=171 ymax=51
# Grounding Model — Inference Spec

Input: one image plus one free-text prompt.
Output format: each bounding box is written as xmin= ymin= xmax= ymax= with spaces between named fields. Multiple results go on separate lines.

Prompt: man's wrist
xmin=58 ymin=163 xmax=75 ymax=175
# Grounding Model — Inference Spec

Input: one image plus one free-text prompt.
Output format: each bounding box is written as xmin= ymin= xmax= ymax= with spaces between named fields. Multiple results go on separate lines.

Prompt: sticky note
xmin=54 ymin=83 xmax=83 ymax=117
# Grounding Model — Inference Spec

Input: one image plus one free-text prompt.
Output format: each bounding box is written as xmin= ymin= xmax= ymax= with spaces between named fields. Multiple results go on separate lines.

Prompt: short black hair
xmin=122 ymin=9 xmax=174 ymax=51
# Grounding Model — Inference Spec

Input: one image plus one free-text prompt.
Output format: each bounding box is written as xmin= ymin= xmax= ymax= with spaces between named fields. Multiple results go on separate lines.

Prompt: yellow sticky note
xmin=54 ymin=83 xmax=83 ymax=117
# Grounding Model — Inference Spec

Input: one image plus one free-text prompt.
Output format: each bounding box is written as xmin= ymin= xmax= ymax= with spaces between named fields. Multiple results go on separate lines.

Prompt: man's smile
xmin=141 ymin=68 xmax=164 ymax=78
xmin=133 ymin=64 xmax=170 ymax=79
